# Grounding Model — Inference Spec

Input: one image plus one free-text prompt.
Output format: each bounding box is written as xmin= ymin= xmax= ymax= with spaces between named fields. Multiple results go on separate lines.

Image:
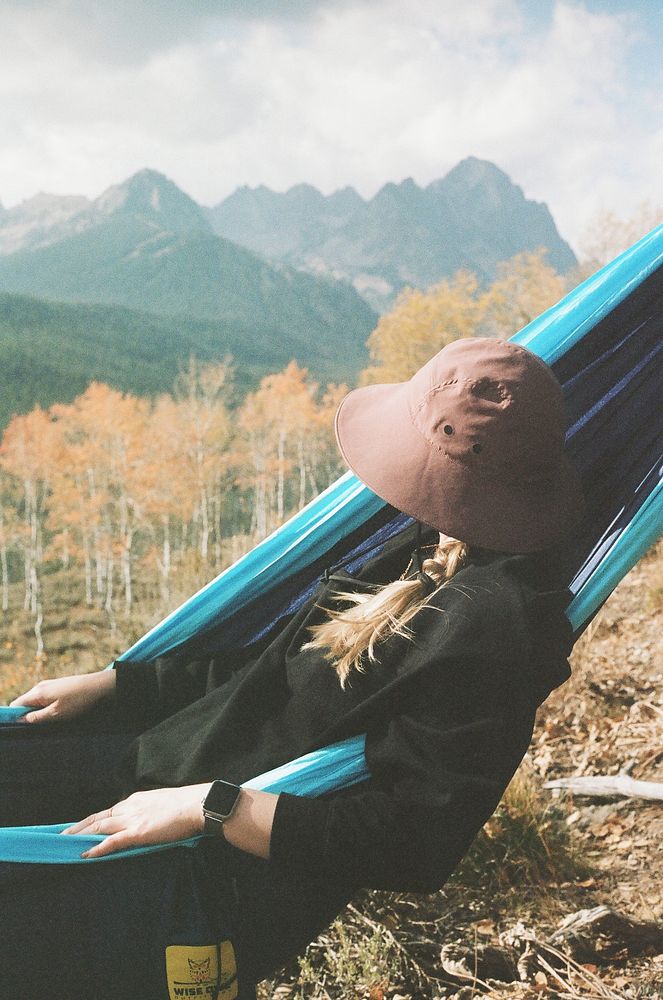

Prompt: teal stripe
xmin=0 ymin=707 xmax=29 ymax=722
xmin=512 ymin=222 xmax=663 ymax=363
xmin=567 ymin=479 xmax=663 ymax=631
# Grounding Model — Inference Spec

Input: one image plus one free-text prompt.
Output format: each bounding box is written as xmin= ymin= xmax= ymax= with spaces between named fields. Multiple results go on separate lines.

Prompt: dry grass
xmin=453 ymin=764 xmax=589 ymax=896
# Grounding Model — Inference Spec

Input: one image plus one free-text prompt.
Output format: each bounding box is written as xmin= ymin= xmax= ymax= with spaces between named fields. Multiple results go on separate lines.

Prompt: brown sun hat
xmin=334 ymin=337 xmax=585 ymax=553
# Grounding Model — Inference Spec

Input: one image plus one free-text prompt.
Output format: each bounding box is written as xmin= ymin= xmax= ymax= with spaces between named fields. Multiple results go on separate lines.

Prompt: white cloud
xmin=0 ymin=0 xmax=660 ymax=251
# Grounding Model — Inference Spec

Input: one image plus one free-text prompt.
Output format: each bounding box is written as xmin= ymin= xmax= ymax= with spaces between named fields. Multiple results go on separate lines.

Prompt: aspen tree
xmin=361 ymin=271 xmax=483 ymax=384
xmin=0 ymin=407 xmax=55 ymax=658
xmin=479 ymin=249 xmax=567 ymax=338
xmin=171 ymin=359 xmax=233 ymax=564
xmin=236 ymin=361 xmax=320 ymax=536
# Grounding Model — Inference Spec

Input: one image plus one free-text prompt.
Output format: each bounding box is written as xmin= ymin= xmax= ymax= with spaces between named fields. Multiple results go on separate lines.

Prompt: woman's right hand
xmin=9 ymin=670 xmax=117 ymax=724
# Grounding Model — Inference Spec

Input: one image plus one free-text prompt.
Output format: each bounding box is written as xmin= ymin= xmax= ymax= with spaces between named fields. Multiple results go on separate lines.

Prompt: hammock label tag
xmin=165 ymin=941 xmax=238 ymax=1000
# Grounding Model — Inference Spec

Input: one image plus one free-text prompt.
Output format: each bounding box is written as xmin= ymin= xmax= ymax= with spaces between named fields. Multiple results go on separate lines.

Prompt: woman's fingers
xmin=11 ymin=682 xmax=59 ymax=723
xmin=10 ymin=690 xmax=47 ymax=709
xmin=9 ymin=692 xmax=31 ymax=707
xmin=61 ymin=787 xmax=206 ymax=860
xmin=62 ymin=807 xmax=119 ymax=836
xmin=21 ymin=703 xmax=60 ymax=724
xmin=9 ymin=672 xmax=116 ymax=723
xmin=62 ymin=808 xmax=139 ymax=859
xmin=81 ymin=831 xmax=136 ymax=859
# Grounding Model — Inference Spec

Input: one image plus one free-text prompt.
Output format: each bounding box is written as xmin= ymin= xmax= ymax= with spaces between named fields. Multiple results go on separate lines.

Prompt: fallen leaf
xmin=473 ymin=919 xmax=496 ymax=937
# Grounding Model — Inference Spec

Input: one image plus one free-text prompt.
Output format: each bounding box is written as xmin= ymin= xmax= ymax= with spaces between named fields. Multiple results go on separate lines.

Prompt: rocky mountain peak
xmin=441 ymin=156 xmax=513 ymax=188
xmin=326 ymin=186 xmax=365 ymax=212
xmin=283 ymin=182 xmax=326 ymax=206
xmin=92 ymin=169 xmax=211 ymax=233
xmin=7 ymin=191 xmax=90 ymax=220
xmin=0 ymin=192 xmax=91 ymax=255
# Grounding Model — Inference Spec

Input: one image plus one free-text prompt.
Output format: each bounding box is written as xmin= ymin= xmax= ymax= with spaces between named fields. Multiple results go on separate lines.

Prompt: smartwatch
xmin=201 ymin=780 xmax=242 ymax=836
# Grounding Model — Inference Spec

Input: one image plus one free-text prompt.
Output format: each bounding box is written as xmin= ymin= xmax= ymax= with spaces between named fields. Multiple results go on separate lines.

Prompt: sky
xmin=0 ymin=0 xmax=661 ymax=251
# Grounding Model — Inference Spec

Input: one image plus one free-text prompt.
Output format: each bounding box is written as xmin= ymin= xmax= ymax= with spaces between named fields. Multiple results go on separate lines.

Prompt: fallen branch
xmin=550 ymin=905 xmax=663 ymax=961
xmin=544 ymin=774 xmax=663 ymax=801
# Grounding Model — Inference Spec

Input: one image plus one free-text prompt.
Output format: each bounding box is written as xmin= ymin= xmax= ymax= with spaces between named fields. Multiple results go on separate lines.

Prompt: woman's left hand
xmin=61 ymin=784 xmax=212 ymax=859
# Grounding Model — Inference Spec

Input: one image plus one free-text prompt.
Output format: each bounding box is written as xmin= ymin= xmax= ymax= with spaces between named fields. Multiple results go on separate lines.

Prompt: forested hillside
xmin=0 ymin=291 xmax=369 ymax=426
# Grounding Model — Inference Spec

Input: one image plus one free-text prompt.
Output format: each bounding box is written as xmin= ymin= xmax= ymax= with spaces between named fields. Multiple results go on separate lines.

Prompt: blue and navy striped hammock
xmin=2 ymin=223 xmax=662 ymax=864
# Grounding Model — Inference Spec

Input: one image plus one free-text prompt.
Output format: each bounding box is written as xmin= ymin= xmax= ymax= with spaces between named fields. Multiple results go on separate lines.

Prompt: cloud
xmin=0 ymin=0 xmax=660 ymax=250
xmin=3 ymin=0 xmax=341 ymax=66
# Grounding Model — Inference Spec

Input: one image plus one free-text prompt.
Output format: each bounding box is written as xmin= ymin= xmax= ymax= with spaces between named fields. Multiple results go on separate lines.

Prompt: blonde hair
xmin=301 ymin=536 xmax=469 ymax=688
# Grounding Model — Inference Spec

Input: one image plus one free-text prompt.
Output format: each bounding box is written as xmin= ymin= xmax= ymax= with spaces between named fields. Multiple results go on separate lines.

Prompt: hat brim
xmin=334 ymin=381 xmax=585 ymax=554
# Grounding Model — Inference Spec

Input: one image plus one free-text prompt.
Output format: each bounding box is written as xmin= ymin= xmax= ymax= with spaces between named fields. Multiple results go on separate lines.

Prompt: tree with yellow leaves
xmin=360 ymin=250 xmax=569 ymax=385
xmin=47 ymin=383 xmax=150 ymax=618
xmin=0 ymin=407 xmax=59 ymax=657
xmin=360 ymin=271 xmax=483 ymax=384
xmin=169 ymin=358 xmax=234 ymax=568
xmin=235 ymin=361 xmax=321 ymax=536
xmin=579 ymin=201 xmax=662 ymax=273
xmin=480 ymin=249 xmax=567 ymax=340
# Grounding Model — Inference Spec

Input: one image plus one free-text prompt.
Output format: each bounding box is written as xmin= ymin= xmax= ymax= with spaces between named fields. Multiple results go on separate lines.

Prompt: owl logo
xmin=188 ymin=956 xmax=212 ymax=983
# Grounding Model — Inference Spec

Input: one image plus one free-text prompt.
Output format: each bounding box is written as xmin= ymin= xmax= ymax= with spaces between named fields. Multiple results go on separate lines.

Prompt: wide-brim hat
xmin=334 ymin=337 xmax=585 ymax=554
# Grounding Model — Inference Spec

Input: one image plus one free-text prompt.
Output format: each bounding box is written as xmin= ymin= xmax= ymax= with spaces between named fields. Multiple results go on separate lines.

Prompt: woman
xmin=5 ymin=338 xmax=584 ymax=998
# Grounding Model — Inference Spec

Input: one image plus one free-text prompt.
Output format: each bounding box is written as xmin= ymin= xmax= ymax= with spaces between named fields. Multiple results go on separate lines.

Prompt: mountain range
xmin=0 ymin=170 xmax=376 ymax=355
xmin=206 ymin=157 xmax=576 ymax=311
xmin=0 ymin=159 xmax=575 ymax=423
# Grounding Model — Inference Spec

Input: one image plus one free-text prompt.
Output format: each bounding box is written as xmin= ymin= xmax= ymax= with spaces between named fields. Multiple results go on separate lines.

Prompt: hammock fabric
xmin=1 ymin=223 xmax=662 ymax=865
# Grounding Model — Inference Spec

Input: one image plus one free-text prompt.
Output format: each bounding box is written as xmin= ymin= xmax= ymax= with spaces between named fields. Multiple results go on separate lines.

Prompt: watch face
xmin=204 ymin=780 xmax=241 ymax=820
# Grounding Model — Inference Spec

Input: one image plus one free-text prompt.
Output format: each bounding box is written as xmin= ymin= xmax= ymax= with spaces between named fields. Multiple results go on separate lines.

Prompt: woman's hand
xmin=10 ymin=669 xmax=116 ymax=724
xmin=63 ymin=784 xmax=280 ymax=861
xmin=62 ymin=784 xmax=211 ymax=859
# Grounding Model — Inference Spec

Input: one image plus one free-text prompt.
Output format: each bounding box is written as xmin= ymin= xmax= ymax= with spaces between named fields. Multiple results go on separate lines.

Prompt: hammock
xmin=1 ymin=223 xmax=662 ymax=864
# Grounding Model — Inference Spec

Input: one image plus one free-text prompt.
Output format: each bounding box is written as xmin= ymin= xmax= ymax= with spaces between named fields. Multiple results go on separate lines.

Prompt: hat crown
xmin=406 ymin=339 xmax=566 ymax=476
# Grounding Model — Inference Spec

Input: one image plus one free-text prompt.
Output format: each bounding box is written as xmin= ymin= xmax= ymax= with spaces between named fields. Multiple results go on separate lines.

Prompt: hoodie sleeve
xmin=268 ymin=563 xmax=571 ymax=892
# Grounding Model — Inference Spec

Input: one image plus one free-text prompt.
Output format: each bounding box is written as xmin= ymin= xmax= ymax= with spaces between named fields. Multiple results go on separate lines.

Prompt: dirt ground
xmin=526 ymin=540 xmax=663 ymax=996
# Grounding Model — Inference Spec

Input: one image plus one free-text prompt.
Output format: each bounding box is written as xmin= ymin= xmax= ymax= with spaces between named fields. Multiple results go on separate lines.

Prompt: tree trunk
xmin=298 ymin=438 xmax=306 ymax=509
xmin=122 ymin=535 xmax=132 ymax=612
xmin=30 ymin=565 xmax=43 ymax=659
xmin=277 ymin=429 xmax=285 ymax=523
xmin=200 ymin=487 xmax=209 ymax=560
xmin=1 ymin=543 xmax=8 ymax=612
xmin=212 ymin=492 xmax=222 ymax=568
xmin=119 ymin=494 xmax=132 ymax=612
xmin=94 ymin=527 xmax=104 ymax=603
xmin=83 ymin=532 xmax=93 ymax=607
xmin=159 ymin=516 xmax=171 ymax=603
xmin=23 ymin=479 xmax=32 ymax=612
xmin=105 ymin=551 xmax=115 ymax=634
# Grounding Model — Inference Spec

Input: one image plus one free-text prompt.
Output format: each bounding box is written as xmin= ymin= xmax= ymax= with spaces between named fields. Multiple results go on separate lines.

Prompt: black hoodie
xmin=112 ymin=525 xmax=574 ymax=896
